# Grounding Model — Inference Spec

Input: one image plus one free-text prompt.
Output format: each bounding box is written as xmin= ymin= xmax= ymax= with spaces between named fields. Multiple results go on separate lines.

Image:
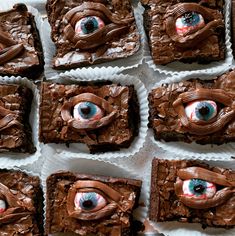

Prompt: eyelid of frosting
xmin=67 ymin=180 xmax=123 ymax=220
xmin=0 ymin=44 xmax=24 ymax=66
xmin=172 ymin=88 xmax=235 ymax=135
xmin=175 ymin=178 xmax=235 ymax=209
xmin=61 ymin=93 xmax=118 ymax=131
xmin=0 ymin=183 xmax=34 ymax=223
xmin=165 ymin=3 xmax=224 ymax=48
xmin=177 ymin=167 xmax=235 ymax=187
xmin=62 ymin=2 xmax=134 ymax=49
xmin=174 ymin=167 xmax=235 ymax=209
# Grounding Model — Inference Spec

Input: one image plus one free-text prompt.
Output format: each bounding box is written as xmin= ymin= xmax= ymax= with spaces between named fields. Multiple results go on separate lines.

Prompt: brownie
xmin=0 ymin=84 xmax=35 ymax=153
xmin=46 ymin=0 xmax=140 ymax=69
xmin=0 ymin=4 xmax=44 ymax=79
xmin=0 ymin=169 xmax=43 ymax=235
xmin=148 ymin=69 xmax=235 ymax=145
xmin=46 ymin=171 xmax=142 ymax=235
xmin=39 ymin=81 xmax=140 ymax=153
xmin=141 ymin=0 xmax=225 ymax=65
xmin=150 ymin=158 xmax=235 ymax=228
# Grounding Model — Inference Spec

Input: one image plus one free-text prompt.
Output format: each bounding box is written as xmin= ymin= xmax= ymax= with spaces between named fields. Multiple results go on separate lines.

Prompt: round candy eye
xmin=0 ymin=199 xmax=6 ymax=213
xmin=183 ymin=179 xmax=216 ymax=198
xmin=185 ymin=100 xmax=217 ymax=122
xmin=73 ymin=102 xmax=104 ymax=121
xmin=74 ymin=192 xmax=107 ymax=212
xmin=75 ymin=16 xmax=105 ymax=36
xmin=176 ymin=12 xmax=205 ymax=36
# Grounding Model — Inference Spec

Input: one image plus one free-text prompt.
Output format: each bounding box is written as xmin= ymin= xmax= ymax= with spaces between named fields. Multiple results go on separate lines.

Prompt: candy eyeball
xmin=73 ymin=102 xmax=104 ymax=121
xmin=182 ymin=179 xmax=216 ymax=198
xmin=176 ymin=11 xmax=205 ymax=36
xmin=0 ymin=199 xmax=6 ymax=213
xmin=185 ymin=100 xmax=217 ymax=122
xmin=75 ymin=16 xmax=105 ymax=36
xmin=74 ymin=192 xmax=107 ymax=212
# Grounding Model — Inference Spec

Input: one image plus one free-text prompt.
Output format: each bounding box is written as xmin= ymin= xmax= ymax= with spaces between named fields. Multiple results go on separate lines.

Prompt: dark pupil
xmin=183 ymin=12 xmax=197 ymax=25
xmin=81 ymin=17 xmax=97 ymax=34
xmin=193 ymin=184 xmax=205 ymax=194
xmin=197 ymin=105 xmax=210 ymax=116
xmin=80 ymin=104 xmax=91 ymax=115
xmin=82 ymin=199 xmax=93 ymax=209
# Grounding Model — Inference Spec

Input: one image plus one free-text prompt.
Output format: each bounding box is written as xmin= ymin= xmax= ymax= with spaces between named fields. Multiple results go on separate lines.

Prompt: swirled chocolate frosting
xmin=0 ymin=169 xmax=43 ymax=235
xmin=40 ymin=81 xmax=140 ymax=153
xmin=46 ymin=0 xmax=140 ymax=69
xmin=148 ymin=69 xmax=235 ymax=145
xmin=0 ymin=4 xmax=44 ymax=79
xmin=46 ymin=171 xmax=142 ymax=235
xmin=141 ymin=0 xmax=225 ymax=64
xmin=150 ymin=159 xmax=235 ymax=228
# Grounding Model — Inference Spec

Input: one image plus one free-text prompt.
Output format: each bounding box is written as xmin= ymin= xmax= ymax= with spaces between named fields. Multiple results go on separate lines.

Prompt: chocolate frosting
xmin=66 ymin=180 xmax=134 ymax=221
xmin=61 ymin=93 xmax=118 ymax=130
xmin=175 ymin=167 xmax=235 ymax=209
xmin=63 ymin=2 xmax=134 ymax=50
xmin=172 ymin=88 xmax=235 ymax=135
xmin=165 ymin=3 xmax=224 ymax=48
xmin=0 ymin=182 xmax=35 ymax=224
xmin=150 ymin=159 xmax=235 ymax=227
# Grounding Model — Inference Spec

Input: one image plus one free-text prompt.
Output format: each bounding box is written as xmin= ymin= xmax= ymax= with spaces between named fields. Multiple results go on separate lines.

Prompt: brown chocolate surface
xmin=46 ymin=0 xmax=140 ymax=69
xmin=0 ymin=84 xmax=35 ymax=153
xmin=148 ymin=69 xmax=235 ymax=145
xmin=232 ymin=0 xmax=235 ymax=58
xmin=39 ymin=81 xmax=139 ymax=153
xmin=46 ymin=171 xmax=142 ymax=235
xmin=141 ymin=0 xmax=225 ymax=65
xmin=150 ymin=159 xmax=235 ymax=228
xmin=0 ymin=4 xmax=44 ymax=79
xmin=0 ymin=169 xmax=43 ymax=235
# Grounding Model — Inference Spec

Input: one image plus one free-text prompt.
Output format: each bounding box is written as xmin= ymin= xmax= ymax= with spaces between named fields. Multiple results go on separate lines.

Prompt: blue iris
xmin=182 ymin=12 xmax=200 ymax=26
xmin=79 ymin=192 xmax=98 ymax=211
xmin=195 ymin=101 xmax=215 ymax=121
xmin=77 ymin=102 xmax=97 ymax=120
xmin=81 ymin=16 xmax=99 ymax=34
xmin=189 ymin=179 xmax=207 ymax=196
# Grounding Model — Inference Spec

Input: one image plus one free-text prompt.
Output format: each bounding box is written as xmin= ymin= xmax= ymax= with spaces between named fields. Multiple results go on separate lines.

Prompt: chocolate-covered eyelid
xmin=165 ymin=3 xmax=215 ymax=21
xmin=176 ymin=89 xmax=233 ymax=106
xmin=63 ymin=2 xmax=133 ymax=26
xmin=172 ymin=88 xmax=235 ymax=135
xmin=67 ymin=180 xmax=123 ymax=220
xmin=177 ymin=167 xmax=235 ymax=187
xmin=62 ymin=2 xmax=134 ymax=49
xmin=175 ymin=178 xmax=234 ymax=209
xmin=165 ymin=3 xmax=224 ymax=48
xmin=71 ymin=181 xmax=122 ymax=202
xmin=61 ymin=93 xmax=118 ymax=131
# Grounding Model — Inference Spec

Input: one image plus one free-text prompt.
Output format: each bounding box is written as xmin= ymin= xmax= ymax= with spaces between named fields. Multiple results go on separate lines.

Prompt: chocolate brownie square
xmin=46 ymin=0 xmax=140 ymax=69
xmin=0 ymin=84 xmax=35 ymax=153
xmin=148 ymin=69 xmax=235 ymax=145
xmin=150 ymin=158 xmax=235 ymax=228
xmin=0 ymin=4 xmax=44 ymax=79
xmin=0 ymin=169 xmax=43 ymax=235
xmin=141 ymin=0 xmax=225 ymax=65
xmin=39 ymin=81 xmax=139 ymax=153
xmin=46 ymin=171 xmax=142 ymax=235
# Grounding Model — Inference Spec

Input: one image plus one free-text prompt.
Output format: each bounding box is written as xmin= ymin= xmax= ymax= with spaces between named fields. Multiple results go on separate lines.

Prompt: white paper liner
xmin=0 ymin=76 xmax=41 ymax=167
xmin=42 ymin=73 xmax=148 ymax=159
xmin=41 ymin=150 xmax=149 ymax=235
xmin=146 ymin=159 xmax=235 ymax=236
xmin=142 ymin=0 xmax=233 ymax=79
xmin=42 ymin=5 xmax=144 ymax=79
